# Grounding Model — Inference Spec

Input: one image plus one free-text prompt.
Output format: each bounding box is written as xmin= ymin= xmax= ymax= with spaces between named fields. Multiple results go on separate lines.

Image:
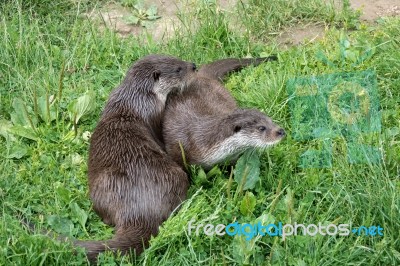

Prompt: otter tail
xmin=74 ymin=223 xmax=157 ymax=262
xmin=198 ymin=55 xmax=278 ymax=81
xmin=21 ymin=217 xmax=157 ymax=263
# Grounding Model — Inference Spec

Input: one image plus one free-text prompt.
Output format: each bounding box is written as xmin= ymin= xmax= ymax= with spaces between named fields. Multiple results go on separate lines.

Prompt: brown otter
xmin=164 ymin=108 xmax=285 ymax=169
xmin=75 ymin=54 xmax=196 ymax=261
xmin=163 ymin=56 xmax=284 ymax=169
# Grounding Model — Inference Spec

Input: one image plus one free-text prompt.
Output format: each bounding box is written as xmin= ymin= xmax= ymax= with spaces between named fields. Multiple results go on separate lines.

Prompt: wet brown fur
xmin=76 ymin=54 xmax=196 ymax=262
xmin=163 ymin=56 xmax=284 ymax=168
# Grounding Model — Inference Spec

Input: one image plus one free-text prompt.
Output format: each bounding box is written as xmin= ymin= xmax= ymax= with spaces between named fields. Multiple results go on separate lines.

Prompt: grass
xmin=0 ymin=0 xmax=399 ymax=265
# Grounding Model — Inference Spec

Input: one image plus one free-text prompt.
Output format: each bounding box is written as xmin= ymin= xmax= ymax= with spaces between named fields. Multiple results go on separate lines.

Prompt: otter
xmin=163 ymin=56 xmax=284 ymax=169
xmin=75 ymin=54 xmax=196 ymax=261
xmin=164 ymin=108 xmax=285 ymax=169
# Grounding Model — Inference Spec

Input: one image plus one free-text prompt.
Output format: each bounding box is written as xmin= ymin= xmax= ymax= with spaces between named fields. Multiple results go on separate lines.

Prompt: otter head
xmin=202 ymin=109 xmax=285 ymax=168
xmin=229 ymin=109 xmax=285 ymax=149
xmin=126 ymin=54 xmax=197 ymax=103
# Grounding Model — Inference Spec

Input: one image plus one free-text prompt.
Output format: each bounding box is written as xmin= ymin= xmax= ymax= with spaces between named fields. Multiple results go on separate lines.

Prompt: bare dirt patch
xmin=277 ymin=22 xmax=326 ymax=48
xmin=84 ymin=0 xmax=238 ymax=41
xmin=276 ymin=0 xmax=399 ymax=47
xmin=84 ymin=0 xmax=186 ymax=40
xmin=351 ymin=0 xmax=400 ymax=21
xmin=87 ymin=0 xmax=399 ymax=45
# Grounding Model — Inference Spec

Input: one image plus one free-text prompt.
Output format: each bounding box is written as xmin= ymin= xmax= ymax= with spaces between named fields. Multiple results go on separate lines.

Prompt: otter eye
xmin=176 ymin=67 xmax=182 ymax=73
xmin=192 ymin=63 xmax=197 ymax=71
xmin=258 ymin=126 xmax=266 ymax=132
xmin=234 ymin=126 xmax=241 ymax=133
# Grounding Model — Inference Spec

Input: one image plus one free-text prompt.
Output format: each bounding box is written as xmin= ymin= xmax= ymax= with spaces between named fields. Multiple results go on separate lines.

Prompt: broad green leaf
xmin=206 ymin=165 xmax=222 ymax=178
xmin=344 ymin=50 xmax=358 ymax=63
xmin=234 ymin=150 xmax=260 ymax=190
xmin=240 ymin=191 xmax=256 ymax=216
xmin=195 ymin=168 xmax=207 ymax=185
xmin=231 ymin=226 xmax=255 ymax=264
xmin=124 ymin=15 xmax=140 ymax=25
xmin=4 ymin=144 xmax=28 ymax=159
xmin=10 ymin=98 xmax=36 ymax=127
xmin=47 ymin=215 xmax=74 ymax=236
xmin=0 ymin=119 xmax=15 ymax=141
xmin=8 ymin=125 xmax=38 ymax=141
xmin=68 ymin=91 xmax=95 ymax=124
xmin=146 ymin=5 xmax=160 ymax=20
xmin=270 ymin=244 xmax=286 ymax=264
xmin=70 ymin=202 xmax=88 ymax=230
xmin=37 ymin=95 xmax=57 ymax=123
xmin=255 ymin=213 xmax=275 ymax=225
xmin=56 ymin=184 xmax=71 ymax=203
xmin=70 ymin=153 xmax=83 ymax=166
xmin=342 ymin=39 xmax=350 ymax=48
xmin=146 ymin=6 xmax=158 ymax=16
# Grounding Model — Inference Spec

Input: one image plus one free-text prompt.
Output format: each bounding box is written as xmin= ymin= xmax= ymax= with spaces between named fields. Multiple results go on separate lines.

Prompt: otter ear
xmin=153 ymin=70 xmax=161 ymax=81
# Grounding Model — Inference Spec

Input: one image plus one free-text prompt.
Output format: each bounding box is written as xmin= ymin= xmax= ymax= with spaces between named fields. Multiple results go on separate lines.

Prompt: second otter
xmin=163 ymin=57 xmax=284 ymax=169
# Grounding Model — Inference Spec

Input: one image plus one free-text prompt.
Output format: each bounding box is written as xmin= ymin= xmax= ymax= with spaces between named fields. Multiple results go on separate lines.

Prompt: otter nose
xmin=276 ymin=128 xmax=285 ymax=137
xmin=192 ymin=63 xmax=197 ymax=71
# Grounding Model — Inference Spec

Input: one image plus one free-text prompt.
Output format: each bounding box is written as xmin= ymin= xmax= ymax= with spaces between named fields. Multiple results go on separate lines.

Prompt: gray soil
xmin=87 ymin=0 xmax=400 ymax=45
xmin=277 ymin=0 xmax=400 ymax=47
xmin=351 ymin=0 xmax=400 ymax=20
